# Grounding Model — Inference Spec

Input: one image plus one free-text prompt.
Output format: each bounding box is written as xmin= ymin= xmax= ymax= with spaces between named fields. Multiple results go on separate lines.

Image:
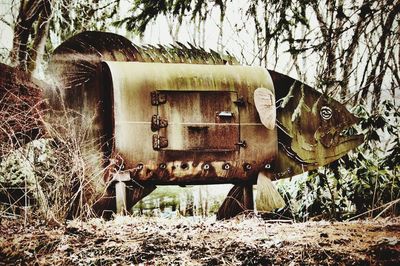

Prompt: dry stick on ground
xmin=347 ymin=198 xmax=400 ymax=221
xmin=374 ymin=198 xmax=400 ymax=220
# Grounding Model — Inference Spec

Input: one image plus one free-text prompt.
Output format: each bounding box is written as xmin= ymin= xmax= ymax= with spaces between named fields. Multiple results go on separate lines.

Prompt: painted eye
xmin=320 ymin=106 xmax=332 ymax=120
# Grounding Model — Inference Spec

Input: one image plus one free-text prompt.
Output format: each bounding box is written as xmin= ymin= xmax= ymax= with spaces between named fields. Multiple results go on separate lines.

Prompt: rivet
xmin=265 ymin=164 xmax=271 ymax=169
xmin=243 ymin=163 xmax=252 ymax=171
xmin=203 ymin=163 xmax=210 ymax=170
xmin=181 ymin=162 xmax=189 ymax=170
xmin=222 ymin=163 xmax=231 ymax=170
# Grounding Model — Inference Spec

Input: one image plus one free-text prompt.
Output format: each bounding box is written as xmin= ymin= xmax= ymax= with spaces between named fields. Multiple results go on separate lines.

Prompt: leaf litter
xmin=0 ymin=216 xmax=399 ymax=265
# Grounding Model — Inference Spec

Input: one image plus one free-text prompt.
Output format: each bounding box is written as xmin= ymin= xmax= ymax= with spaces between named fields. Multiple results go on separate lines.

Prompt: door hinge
xmin=151 ymin=91 xmax=167 ymax=106
xmin=151 ymin=115 xmax=168 ymax=132
xmin=152 ymin=134 xmax=168 ymax=150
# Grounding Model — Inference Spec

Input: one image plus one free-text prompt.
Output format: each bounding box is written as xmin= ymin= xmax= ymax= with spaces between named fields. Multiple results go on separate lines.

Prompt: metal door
xmin=152 ymin=90 xmax=239 ymax=151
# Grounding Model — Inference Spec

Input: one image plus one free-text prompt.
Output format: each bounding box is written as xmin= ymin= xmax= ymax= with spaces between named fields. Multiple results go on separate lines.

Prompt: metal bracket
xmin=152 ymin=134 xmax=168 ymax=150
xmin=151 ymin=115 xmax=168 ymax=132
xmin=112 ymin=171 xmax=131 ymax=214
xmin=151 ymin=91 xmax=167 ymax=106
xmin=111 ymin=171 xmax=131 ymax=183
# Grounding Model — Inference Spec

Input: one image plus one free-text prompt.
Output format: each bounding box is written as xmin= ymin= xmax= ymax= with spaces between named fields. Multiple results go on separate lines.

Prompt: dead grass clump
xmin=0 ymin=63 xmax=46 ymax=152
xmin=0 ymin=64 xmax=109 ymax=222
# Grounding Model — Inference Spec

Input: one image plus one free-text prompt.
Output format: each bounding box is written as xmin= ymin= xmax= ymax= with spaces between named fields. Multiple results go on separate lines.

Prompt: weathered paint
xmin=269 ymin=70 xmax=364 ymax=178
xmin=103 ymin=61 xmax=277 ymax=185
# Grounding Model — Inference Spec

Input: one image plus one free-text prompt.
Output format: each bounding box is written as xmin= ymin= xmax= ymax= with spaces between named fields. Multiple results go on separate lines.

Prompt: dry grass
xmin=0 ymin=64 xmax=109 ymax=222
xmin=0 ymin=63 xmax=46 ymax=152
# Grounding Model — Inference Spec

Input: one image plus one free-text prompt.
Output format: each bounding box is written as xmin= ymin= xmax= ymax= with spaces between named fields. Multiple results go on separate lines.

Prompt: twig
xmin=373 ymin=199 xmax=400 ymax=220
xmin=346 ymin=198 xmax=400 ymax=221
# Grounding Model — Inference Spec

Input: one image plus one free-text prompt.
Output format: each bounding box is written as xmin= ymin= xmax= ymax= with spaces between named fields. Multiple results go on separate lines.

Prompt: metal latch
xmin=235 ymin=140 xmax=247 ymax=148
xmin=151 ymin=91 xmax=167 ymax=106
xmin=152 ymin=134 xmax=168 ymax=150
xmin=234 ymin=97 xmax=246 ymax=106
xmin=151 ymin=115 xmax=168 ymax=132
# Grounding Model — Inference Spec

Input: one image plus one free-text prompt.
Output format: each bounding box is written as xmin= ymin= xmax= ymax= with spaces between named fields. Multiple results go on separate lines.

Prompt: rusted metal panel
xmin=47 ymin=31 xmax=140 ymax=178
xmin=103 ymin=61 xmax=277 ymax=185
xmin=157 ymin=91 xmax=239 ymax=151
xmin=48 ymin=32 xmax=279 ymax=186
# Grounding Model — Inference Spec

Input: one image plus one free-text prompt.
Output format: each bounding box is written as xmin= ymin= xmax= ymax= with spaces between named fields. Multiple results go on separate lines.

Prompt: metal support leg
xmin=115 ymin=181 xmax=127 ymax=214
xmin=112 ymin=172 xmax=131 ymax=215
xmin=216 ymin=184 xmax=254 ymax=220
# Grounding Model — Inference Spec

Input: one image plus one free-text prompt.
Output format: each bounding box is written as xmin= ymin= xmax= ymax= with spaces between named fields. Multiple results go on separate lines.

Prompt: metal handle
xmin=218 ymin=111 xmax=234 ymax=117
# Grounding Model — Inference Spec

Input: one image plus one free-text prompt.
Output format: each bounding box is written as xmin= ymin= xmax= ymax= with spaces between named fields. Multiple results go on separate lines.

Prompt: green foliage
xmin=278 ymin=100 xmax=400 ymax=221
xmin=345 ymin=100 xmax=400 ymax=215
xmin=48 ymin=0 xmax=121 ymax=52
xmin=0 ymin=139 xmax=57 ymax=187
xmin=114 ymin=0 xmax=223 ymax=35
xmin=0 ymin=139 xmax=60 ymax=214
xmin=132 ymin=186 xmax=227 ymax=217
xmin=0 ymin=134 xmax=104 ymax=220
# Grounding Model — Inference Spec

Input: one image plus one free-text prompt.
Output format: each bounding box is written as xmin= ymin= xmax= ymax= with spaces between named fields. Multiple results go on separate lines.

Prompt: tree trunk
xmin=28 ymin=0 xmax=53 ymax=76
xmin=10 ymin=0 xmax=52 ymax=75
xmin=361 ymin=1 xmax=400 ymax=109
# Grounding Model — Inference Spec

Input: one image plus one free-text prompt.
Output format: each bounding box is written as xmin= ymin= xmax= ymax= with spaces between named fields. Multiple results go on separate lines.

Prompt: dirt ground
xmin=0 ymin=216 xmax=399 ymax=265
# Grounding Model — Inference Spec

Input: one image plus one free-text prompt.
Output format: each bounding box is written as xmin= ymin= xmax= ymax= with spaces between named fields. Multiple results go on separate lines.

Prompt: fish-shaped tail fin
xmin=217 ymin=184 xmax=254 ymax=220
xmin=255 ymin=172 xmax=285 ymax=212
